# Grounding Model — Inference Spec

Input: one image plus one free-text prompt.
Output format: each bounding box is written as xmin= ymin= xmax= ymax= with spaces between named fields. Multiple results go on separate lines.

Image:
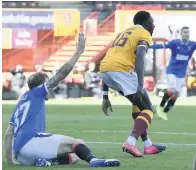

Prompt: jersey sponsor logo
xmin=176 ymin=54 xmax=189 ymax=61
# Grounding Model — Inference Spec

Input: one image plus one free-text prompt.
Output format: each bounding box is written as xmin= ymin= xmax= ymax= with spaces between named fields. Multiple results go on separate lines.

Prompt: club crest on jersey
xmin=188 ymin=46 xmax=192 ymax=51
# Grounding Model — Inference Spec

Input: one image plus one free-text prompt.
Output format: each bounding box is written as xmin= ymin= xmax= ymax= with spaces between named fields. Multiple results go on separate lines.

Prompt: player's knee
xmin=127 ymin=92 xmax=153 ymax=112
xmin=132 ymin=105 xmax=140 ymax=119
xmin=126 ymin=93 xmax=139 ymax=105
xmin=132 ymin=105 xmax=140 ymax=113
xmin=58 ymin=136 xmax=80 ymax=154
xmin=68 ymin=153 xmax=80 ymax=164
xmin=76 ymin=138 xmax=85 ymax=144
xmin=168 ymin=89 xmax=179 ymax=101
xmin=72 ymin=139 xmax=85 ymax=151
xmin=168 ymin=89 xmax=178 ymax=97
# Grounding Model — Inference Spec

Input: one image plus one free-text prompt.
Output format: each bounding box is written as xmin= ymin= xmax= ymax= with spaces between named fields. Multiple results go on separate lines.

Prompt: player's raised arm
xmin=46 ymin=33 xmax=86 ymax=93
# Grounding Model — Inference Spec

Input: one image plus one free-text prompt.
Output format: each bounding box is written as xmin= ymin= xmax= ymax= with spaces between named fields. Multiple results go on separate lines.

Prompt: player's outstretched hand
xmin=76 ymin=33 xmax=86 ymax=54
xmin=102 ymin=99 xmax=113 ymax=116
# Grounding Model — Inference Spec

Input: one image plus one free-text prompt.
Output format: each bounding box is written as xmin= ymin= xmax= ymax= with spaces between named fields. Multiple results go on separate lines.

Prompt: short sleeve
xmin=192 ymin=42 xmax=196 ymax=50
xmin=31 ymin=83 xmax=49 ymax=97
xmin=140 ymin=29 xmax=153 ymax=48
xmin=9 ymin=107 xmax=17 ymax=124
xmin=9 ymin=114 xmax=14 ymax=124
xmin=165 ymin=40 xmax=175 ymax=49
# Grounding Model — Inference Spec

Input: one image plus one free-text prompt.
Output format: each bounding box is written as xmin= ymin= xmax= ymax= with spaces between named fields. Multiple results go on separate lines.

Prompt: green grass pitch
xmin=2 ymin=103 xmax=196 ymax=170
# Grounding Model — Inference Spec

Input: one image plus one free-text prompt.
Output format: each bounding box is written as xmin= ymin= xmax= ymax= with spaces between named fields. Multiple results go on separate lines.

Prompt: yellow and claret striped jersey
xmin=100 ymin=25 xmax=152 ymax=73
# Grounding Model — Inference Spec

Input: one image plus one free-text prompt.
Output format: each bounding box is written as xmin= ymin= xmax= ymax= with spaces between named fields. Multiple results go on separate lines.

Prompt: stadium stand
xmin=2 ymin=1 xmax=196 ymax=98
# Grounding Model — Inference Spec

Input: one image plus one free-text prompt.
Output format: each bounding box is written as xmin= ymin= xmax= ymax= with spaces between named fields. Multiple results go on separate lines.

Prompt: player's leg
xmin=157 ymin=74 xmax=177 ymax=120
xmin=17 ymin=133 xmax=120 ymax=167
xmin=119 ymin=90 xmax=152 ymax=149
xmin=102 ymin=72 xmax=153 ymax=157
xmin=157 ymin=74 xmax=180 ymax=120
xmin=16 ymin=133 xmax=74 ymax=166
xmin=164 ymin=76 xmax=184 ymax=113
xmin=156 ymin=89 xmax=177 ymax=120
xmin=123 ymin=91 xmax=167 ymax=157
xmin=118 ymin=90 xmax=154 ymax=152
xmin=163 ymin=89 xmax=178 ymax=113
xmin=132 ymin=105 xmax=151 ymax=146
xmin=54 ymin=136 xmax=82 ymax=165
xmin=132 ymin=105 xmax=166 ymax=155
xmin=57 ymin=136 xmax=120 ymax=167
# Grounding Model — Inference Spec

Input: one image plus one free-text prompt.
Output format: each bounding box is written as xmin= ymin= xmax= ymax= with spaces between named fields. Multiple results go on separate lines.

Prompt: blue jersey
xmin=151 ymin=39 xmax=196 ymax=78
xmin=9 ymin=83 xmax=49 ymax=156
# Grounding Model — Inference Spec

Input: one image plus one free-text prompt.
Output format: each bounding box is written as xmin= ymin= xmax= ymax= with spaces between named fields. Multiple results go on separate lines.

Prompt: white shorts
xmin=17 ymin=133 xmax=64 ymax=166
xmin=167 ymin=74 xmax=186 ymax=93
xmin=100 ymin=72 xmax=138 ymax=96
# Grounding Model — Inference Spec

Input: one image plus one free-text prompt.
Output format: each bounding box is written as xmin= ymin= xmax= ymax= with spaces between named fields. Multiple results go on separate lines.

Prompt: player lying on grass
xmin=99 ymin=11 xmax=166 ymax=157
xmin=5 ymin=33 xmax=120 ymax=167
xmin=150 ymin=27 xmax=196 ymax=120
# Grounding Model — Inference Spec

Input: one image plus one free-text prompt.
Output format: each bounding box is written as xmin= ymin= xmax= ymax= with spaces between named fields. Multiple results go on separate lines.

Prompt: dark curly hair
xmin=133 ymin=11 xmax=151 ymax=25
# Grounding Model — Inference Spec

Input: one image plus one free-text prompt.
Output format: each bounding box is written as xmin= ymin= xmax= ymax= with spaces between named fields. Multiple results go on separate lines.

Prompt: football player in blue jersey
xmin=5 ymin=33 xmax=120 ymax=167
xmin=150 ymin=27 xmax=196 ymax=120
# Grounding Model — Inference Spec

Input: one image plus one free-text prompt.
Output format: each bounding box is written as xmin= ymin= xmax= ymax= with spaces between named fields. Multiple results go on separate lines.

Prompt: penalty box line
xmin=64 ymin=130 xmax=196 ymax=136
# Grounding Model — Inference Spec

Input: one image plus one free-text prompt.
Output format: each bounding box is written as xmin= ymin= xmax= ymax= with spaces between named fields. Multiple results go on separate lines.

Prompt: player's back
xmin=10 ymin=83 xmax=48 ymax=155
xmin=100 ymin=25 xmax=152 ymax=73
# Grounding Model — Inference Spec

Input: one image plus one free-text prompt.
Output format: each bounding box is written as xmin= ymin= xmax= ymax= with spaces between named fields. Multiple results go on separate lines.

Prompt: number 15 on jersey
xmin=111 ymin=31 xmax=132 ymax=48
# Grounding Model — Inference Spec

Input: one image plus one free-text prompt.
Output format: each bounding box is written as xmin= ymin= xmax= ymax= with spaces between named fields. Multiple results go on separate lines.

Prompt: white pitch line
xmin=86 ymin=141 xmax=196 ymax=146
xmin=64 ymin=130 xmax=196 ymax=136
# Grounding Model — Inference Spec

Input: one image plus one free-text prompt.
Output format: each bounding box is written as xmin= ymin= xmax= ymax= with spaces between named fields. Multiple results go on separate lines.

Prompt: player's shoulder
xmin=136 ymin=26 xmax=152 ymax=45
xmin=170 ymin=39 xmax=180 ymax=44
xmin=134 ymin=25 xmax=149 ymax=34
xmin=189 ymin=40 xmax=196 ymax=45
xmin=16 ymin=92 xmax=31 ymax=107
xmin=18 ymin=91 xmax=29 ymax=102
xmin=132 ymin=26 xmax=151 ymax=40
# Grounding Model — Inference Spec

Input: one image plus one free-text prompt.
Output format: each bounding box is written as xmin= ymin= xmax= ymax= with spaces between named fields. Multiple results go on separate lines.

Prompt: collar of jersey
xmin=180 ymin=39 xmax=189 ymax=45
xmin=134 ymin=24 xmax=143 ymax=28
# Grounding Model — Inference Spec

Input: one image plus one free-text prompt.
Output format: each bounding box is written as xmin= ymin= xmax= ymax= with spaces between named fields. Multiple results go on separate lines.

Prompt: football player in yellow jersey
xmin=100 ymin=11 xmax=166 ymax=157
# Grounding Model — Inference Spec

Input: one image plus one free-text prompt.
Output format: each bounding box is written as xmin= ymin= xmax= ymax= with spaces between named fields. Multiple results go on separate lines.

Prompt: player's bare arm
xmin=46 ymin=33 xmax=86 ymax=92
xmin=135 ymin=40 xmax=149 ymax=91
xmin=134 ymin=41 xmax=155 ymax=112
xmin=102 ymin=82 xmax=113 ymax=116
xmin=5 ymin=124 xmax=14 ymax=164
